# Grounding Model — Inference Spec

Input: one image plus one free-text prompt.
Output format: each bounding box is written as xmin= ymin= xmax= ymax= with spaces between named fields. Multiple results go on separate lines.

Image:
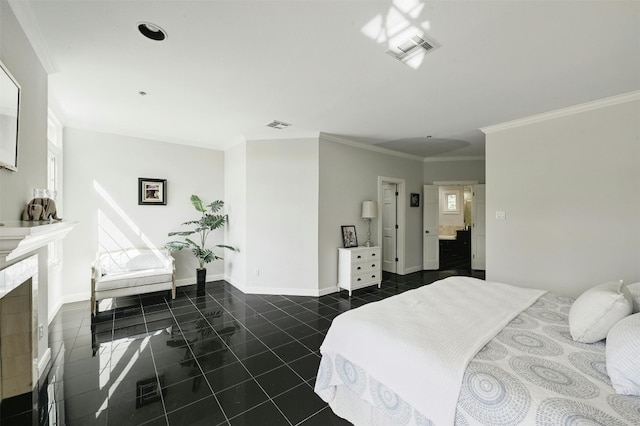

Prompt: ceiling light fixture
xmin=266 ymin=120 xmax=291 ymax=130
xmin=387 ymin=32 xmax=438 ymax=64
xmin=138 ymin=22 xmax=167 ymax=41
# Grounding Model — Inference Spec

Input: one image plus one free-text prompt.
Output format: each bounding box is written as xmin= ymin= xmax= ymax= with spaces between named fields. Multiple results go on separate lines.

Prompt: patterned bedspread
xmin=316 ymin=292 xmax=640 ymax=425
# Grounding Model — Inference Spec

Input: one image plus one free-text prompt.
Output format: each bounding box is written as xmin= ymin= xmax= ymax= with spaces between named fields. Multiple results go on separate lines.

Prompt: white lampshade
xmin=361 ymin=200 xmax=377 ymax=219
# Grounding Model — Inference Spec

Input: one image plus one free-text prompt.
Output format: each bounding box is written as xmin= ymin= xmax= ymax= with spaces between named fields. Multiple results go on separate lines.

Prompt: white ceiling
xmin=13 ymin=0 xmax=640 ymax=159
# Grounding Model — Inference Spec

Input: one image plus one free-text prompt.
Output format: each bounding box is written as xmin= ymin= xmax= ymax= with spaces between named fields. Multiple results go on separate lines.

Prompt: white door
xmin=382 ymin=183 xmax=397 ymax=273
xmin=472 ymin=184 xmax=486 ymax=270
xmin=423 ymin=185 xmax=439 ymax=270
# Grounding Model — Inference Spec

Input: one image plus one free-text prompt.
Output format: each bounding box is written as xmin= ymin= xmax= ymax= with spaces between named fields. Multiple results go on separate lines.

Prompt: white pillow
xmin=606 ymin=312 xmax=640 ymax=395
xmin=569 ymin=281 xmax=632 ymax=343
xmin=626 ymin=282 xmax=640 ymax=313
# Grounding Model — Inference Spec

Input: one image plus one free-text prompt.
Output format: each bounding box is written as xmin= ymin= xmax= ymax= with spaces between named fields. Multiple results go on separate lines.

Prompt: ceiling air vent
xmin=266 ymin=120 xmax=291 ymax=130
xmin=386 ymin=32 xmax=439 ymax=63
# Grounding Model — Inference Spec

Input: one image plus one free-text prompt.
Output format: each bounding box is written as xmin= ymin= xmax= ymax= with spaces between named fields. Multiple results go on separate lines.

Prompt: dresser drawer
xmin=351 ymin=248 xmax=380 ymax=263
xmin=352 ymin=260 xmax=379 ymax=274
xmin=352 ymin=269 xmax=380 ymax=285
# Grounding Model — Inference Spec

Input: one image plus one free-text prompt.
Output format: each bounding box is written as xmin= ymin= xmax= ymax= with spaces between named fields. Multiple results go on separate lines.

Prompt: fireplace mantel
xmin=0 ymin=220 xmax=76 ymax=266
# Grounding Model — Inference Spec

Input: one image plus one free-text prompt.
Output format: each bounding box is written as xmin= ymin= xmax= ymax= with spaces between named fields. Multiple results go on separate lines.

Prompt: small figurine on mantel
xmin=21 ymin=198 xmax=62 ymax=221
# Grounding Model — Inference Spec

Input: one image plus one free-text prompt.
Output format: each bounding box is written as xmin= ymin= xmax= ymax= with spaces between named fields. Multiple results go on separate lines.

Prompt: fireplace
xmin=0 ymin=255 xmax=38 ymax=401
xmin=0 ymin=221 xmax=75 ymax=424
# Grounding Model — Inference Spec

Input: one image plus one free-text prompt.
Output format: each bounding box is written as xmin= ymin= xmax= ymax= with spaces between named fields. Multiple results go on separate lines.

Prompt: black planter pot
xmin=196 ymin=268 xmax=206 ymax=295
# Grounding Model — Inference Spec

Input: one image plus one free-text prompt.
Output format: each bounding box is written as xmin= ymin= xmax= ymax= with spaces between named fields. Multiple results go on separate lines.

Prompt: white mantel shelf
xmin=0 ymin=220 xmax=76 ymax=265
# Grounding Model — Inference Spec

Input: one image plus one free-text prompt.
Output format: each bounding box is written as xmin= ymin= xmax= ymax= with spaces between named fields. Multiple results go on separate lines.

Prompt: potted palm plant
xmin=165 ymin=195 xmax=236 ymax=293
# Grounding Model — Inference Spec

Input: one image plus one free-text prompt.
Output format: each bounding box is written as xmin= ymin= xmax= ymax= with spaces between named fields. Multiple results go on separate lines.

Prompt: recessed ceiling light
xmin=138 ymin=22 xmax=167 ymax=41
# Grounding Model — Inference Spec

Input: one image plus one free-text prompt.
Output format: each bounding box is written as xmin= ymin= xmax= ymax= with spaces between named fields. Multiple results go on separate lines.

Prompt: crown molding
xmin=481 ymin=90 xmax=640 ymax=135
xmin=8 ymin=0 xmax=59 ymax=74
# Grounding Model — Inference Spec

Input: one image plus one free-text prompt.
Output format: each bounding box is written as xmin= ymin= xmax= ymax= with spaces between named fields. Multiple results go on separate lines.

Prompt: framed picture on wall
xmin=0 ymin=60 xmax=20 ymax=172
xmin=139 ymin=178 xmax=167 ymax=205
xmin=341 ymin=225 xmax=358 ymax=248
xmin=410 ymin=193 xmax=420 ymax=207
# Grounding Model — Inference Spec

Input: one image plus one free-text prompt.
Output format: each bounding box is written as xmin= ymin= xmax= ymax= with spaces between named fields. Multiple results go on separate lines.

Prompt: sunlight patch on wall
xmin=93 ymin=180 xmax=157 ymax=253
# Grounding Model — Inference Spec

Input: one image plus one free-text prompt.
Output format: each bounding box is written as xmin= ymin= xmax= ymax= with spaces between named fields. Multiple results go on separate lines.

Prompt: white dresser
xmin=337 ymin=246 xmax=382 ymax=296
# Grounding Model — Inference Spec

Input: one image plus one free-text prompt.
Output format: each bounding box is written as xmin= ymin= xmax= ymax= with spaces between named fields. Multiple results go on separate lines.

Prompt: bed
xmin=314 ymin=276 xmax=640 ymax=425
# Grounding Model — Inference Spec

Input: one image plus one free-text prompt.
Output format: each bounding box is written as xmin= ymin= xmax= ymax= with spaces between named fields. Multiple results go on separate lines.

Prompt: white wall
xmin=242 ymin=138 xmax=319 ymax=295
xmin=0 ymin=0 xmax=51 ymax=366
xmin=318 ymin=137 xmax=424 ymax=292
xmin=62 ymin=128 xmax=226 ymax=301
xmin=485 ymin=93 xmax=640 ymax=296
xmin=224 ymin=141 xmax=247 ymax=288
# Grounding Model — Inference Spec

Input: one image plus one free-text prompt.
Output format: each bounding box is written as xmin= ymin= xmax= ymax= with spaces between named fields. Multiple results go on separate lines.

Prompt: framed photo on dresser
xmin=341 ymin=225 xmax=358 ymax=248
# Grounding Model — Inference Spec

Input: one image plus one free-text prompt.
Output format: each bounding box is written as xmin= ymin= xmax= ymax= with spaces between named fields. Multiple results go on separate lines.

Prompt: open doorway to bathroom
xmin=437 ymin=185 xmax=472 ymax=271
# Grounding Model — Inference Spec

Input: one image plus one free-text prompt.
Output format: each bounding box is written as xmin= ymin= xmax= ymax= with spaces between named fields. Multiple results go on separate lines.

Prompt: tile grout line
xmin=163 ymin=294 xmax=234 ymax=425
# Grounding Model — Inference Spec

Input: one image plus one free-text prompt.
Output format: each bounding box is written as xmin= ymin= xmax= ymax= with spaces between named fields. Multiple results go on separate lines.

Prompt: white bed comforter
xmin=315 ymin=276 xmax=545 ymax=425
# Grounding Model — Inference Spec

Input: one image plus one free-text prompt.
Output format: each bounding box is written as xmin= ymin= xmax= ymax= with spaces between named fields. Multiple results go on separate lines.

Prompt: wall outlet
xmin=495 ymin=211 xmax=506 ymax=220
xmin=38 ymin=324 xmax=44 ymax=339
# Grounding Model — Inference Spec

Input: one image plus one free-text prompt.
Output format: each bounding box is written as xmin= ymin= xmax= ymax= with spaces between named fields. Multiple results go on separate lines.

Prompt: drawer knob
xmin=371 ymin=253 xmax=376 ymax=257
xmin=357 ymin=266 xmax=362 ymax=270
xmin=357 ymin=278 xmax=362 ymax=282
xmin=357 ymin=255 xmax=362 ymax=259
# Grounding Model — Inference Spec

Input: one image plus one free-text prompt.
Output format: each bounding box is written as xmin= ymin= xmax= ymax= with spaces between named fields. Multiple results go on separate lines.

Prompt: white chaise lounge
xmin=91 ymin=248 xmax=176 ymax=315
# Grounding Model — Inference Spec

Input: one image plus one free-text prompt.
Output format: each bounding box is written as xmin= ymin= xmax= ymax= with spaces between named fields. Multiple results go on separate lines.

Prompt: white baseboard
xmin=223 ymin=275 xmax=245 ymax=292
xmin=241 ymin=287 xmax=315 ymax=297
xmin=176 ymin=274 xmax=224 ymax=288
xmin=176 ymin=278 xmax=195 ymax=287
xmin=319 ymin=286 xmax=340 ymax=296
xmin=48 ymin=299 xmax=64 ymax=325
xmin=239 ymin=285 xmax=339 ymax=297
xmin=38 ymin=347 xmax=51 ymax=380
xmin=404 ymin=265 xmax=422 ymax=274
xmin=62 ymin=292 xmax=91 ymax=304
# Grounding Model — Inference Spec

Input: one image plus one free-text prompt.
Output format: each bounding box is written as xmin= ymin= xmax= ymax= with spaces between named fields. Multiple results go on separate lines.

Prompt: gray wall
xmin=423 ymin=159 xmax=485 ymax=184
xmin=485 ymin=95 xmax=640 ymax=296
xmin=318 ymin=137 xmax=425 ymax=292
xmin=0 ymin=0 xmax=50 ymax=372
xmin=0 ymin=0 xmax=48 ymax=219
xmin=63 ymin=127 xmax=226 ymax=301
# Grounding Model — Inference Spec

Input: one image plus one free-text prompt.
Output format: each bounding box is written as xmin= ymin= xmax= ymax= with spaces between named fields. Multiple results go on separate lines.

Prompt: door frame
xmin=381 ymin=182 xmax=398 ymax=274
xmin=431 ymin=180 xmax=482 ymax=271
xmin=377 ymin=176 xmax=406 ymax=275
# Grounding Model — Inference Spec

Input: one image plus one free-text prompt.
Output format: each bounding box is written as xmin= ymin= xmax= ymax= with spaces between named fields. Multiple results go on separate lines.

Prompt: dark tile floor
xmin=32 ymin=268 xmax=483 ymax=426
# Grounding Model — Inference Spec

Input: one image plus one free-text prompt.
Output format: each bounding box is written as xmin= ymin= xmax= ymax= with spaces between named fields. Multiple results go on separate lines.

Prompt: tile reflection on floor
xmin=43 ymin=269 xmax=483 ymax=425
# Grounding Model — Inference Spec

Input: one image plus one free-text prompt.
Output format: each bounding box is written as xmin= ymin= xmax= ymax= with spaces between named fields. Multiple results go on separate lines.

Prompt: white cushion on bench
xmin=97 ymin=268 xmax=173 ymax=291
xmin=91 ymin=248 xmax=175 ymax=315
